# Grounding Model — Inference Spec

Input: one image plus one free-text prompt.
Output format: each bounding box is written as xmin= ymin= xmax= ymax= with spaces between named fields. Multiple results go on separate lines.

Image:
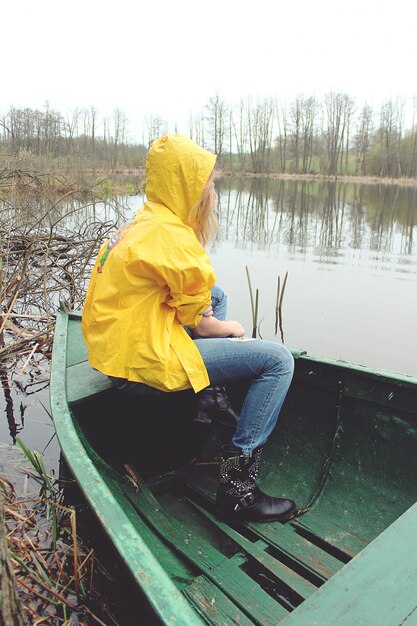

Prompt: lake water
xmin=1 ymin=177 xmax=417 ymax=474
xmin=213 ymin=178 xmax=417 ymax=378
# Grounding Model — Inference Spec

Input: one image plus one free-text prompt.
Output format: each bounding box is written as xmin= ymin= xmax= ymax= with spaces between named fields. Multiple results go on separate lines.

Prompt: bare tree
xmin=323 ymin=92 xmax=355 ymax=176
xmin=145 ymin=114 xmax=167 ymax=148
xmin=302 ymin=97 xmax=317 ymax=173
xmin=275 ymin=101 xmax=288 ymax=173
xmin=407 ymin=97 xmax=417 ymax=178
xmin=288 ymin=96 xmax=317 ymax=173
xmin=90 ymin=106 xmax=98 ymax=157
xmin=231 ymin=99 xmax=249 ymax=172
xmin=205 ymin=93 xmax=228 ymax=157
xmin=289 ymin=97 xmax=302 ymax=173
xmin=246 ymin=97 xmax=274 ymax=173
xmin=377 ymin=99 xmax=404 ymax=177
xmin=110 ymin=108 xmax=128 ymax=169
xmin=65 ymin=108 xmax=81 ymax=153
xmin=1 ymin=94 xmax=417 ymax=177
xmin=355 ymin=104 xmax=374 ymax=176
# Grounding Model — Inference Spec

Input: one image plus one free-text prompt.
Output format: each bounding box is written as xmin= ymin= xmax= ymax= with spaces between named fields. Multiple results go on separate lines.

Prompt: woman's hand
xmin=191 ymin=316 xmax=245 ymax=338
xmin=226 ymin=321 xmax=245 ymax=337
xmin=202 ymin=304 xmax=213 ymax=317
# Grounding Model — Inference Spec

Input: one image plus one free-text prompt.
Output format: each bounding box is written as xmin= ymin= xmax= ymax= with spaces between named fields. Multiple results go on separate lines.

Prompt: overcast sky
xmin=2 ymin=0 xmax=416 ymax=139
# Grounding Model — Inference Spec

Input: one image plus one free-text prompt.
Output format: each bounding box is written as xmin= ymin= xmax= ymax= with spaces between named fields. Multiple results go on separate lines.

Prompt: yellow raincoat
xmin=82 ymin=134 xmax=217 ymax=392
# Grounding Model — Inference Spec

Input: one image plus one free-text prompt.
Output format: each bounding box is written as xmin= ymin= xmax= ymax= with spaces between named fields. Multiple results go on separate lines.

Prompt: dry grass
xmin=0 ymin=189 xmax=127 ymax=365
xmin=1 ymin=175 xmax=128 ymax=624
xmin=1 ymin=467 xmax=106 ymax=624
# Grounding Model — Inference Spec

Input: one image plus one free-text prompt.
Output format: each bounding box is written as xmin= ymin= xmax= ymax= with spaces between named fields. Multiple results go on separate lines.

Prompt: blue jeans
xmin=209 ymin=284 xmax=228 ymax=321
xmin=110 ymin=286 xmax=294 ymax=455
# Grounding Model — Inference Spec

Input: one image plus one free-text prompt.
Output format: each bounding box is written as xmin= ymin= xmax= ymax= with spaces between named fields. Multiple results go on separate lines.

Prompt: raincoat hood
xmin=145 ymin=134 xmax=217 ymax=222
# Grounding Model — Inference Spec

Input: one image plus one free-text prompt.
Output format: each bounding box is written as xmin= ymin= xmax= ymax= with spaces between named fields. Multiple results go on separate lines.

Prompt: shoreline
xmin=232 ymin=172 xmax=417 ymax=187
xmin=84 ymin=168 xmax=417 ymax=188
xmin=2 ymin=169 xmax=417 ymax=200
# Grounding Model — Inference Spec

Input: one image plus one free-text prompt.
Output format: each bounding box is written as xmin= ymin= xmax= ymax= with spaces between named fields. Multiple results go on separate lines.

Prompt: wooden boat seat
xmin=64 ymin=312 xmax=113 ymax=405
xmin=67 ymin=360 xmax=112 ymax=405
xmin=280 ymin=499 xmax=417 ymax=624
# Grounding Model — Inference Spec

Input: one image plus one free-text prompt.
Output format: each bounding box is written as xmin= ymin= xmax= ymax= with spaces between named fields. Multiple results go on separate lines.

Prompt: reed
xmin=2 ymin=441 xmax=102 ymax=624
xmin=245 ymin=266 xmax=259 ymax=338
xmin=246 ymin=267 xmax=289 ymax=341
xmin=275 ymin=271 xmax=288 ymax=342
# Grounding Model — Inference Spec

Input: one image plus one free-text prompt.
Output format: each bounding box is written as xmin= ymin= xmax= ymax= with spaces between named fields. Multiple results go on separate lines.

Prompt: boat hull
xmin=50 ymin=312 xmax=417 ymax=624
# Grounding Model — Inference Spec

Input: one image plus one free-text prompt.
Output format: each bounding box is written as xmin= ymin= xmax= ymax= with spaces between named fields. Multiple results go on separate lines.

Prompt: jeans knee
xmin=281 ymin=344 xmax=295 ymax=373
xmin=263 ymin=342 xmax=294 ymax=376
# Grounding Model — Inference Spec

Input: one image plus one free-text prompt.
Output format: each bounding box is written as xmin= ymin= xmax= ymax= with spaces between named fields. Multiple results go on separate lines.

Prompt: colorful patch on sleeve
xmin=97 ymin=231 xmax=121 ymax=273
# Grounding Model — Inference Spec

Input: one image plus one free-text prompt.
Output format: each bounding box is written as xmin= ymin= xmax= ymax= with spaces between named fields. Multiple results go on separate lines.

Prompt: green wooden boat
xmin=50 ymin=311 xmax=417 ymax=625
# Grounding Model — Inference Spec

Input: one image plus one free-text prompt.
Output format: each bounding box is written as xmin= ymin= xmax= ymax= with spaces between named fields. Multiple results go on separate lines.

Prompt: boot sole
xmin=215 ymin=504 xmax=299 ymax=524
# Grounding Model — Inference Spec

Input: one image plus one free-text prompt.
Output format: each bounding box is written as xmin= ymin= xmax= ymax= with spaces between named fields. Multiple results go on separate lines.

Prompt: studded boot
xmin=196 ymin=386 xmax=239 ymax=428
xmin=215 ymin=444 xmax=297 ymax=522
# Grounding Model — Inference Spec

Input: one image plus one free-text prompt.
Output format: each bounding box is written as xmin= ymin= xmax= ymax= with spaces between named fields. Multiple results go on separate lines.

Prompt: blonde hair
xmin=188 ymin=169 xmax=220 ymax=246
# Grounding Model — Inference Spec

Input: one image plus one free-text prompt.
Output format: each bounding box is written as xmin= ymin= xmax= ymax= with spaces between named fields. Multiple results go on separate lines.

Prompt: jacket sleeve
xmin=161 ymin=243 xmax=216 ymax=328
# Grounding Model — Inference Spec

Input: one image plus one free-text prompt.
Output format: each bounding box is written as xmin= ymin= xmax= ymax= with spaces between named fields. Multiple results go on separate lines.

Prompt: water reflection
xmin=216 ymin=178 xmax=416 ymax=273
xmin=1 ymin=194 xmax=137 ymax=232
xmin=3 ymin=180 xmax=413 ymax=273
xmin=0 ymin=368 xmax=22 ymax=443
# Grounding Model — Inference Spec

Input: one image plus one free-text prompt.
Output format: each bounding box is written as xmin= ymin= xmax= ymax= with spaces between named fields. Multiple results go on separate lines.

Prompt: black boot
xmin=196 ymin=386 xmax=239 ymax=428
xmin=215 ymin=444 xmax=297 ymax=523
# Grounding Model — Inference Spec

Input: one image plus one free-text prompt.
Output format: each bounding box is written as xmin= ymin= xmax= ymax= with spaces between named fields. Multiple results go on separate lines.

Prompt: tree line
xmin=1 ymin=93 xmax=417 ymax=178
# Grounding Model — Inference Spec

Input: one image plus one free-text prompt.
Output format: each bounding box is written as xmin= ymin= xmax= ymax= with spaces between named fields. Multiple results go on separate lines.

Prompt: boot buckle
xmin=238 ymin=492 xmax=255 ymax=509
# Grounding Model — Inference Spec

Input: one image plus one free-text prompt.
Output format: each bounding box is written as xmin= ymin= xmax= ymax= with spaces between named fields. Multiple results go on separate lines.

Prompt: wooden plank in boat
xmin=66 ymin=360 xmax=112 ymax=405
xmin=252 ymin=522 xmax=343 ymax=582
xmin=178 ymin=465 xmax=345 ymax=582
xmin=183 ymin=575 xmax=256 ymax=626
xmin=65 ymin=313 xmax=113 ymax=404
xmin=118 ymin=474 xmax=289 ymax=625
xmin=187 ymin=499 xmax=318 ymax=602
xmin=66 ymin=312 xmax=88 ymax=367
xmin=280 ymin=502 xmax=417 ymax=625
xmin=292 ymin=513 xmax=365 ymax=560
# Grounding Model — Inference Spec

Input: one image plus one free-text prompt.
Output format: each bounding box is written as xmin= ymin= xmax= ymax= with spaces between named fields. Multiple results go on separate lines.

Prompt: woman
xmin=82 ymin=134 xmax=297 ymax=523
